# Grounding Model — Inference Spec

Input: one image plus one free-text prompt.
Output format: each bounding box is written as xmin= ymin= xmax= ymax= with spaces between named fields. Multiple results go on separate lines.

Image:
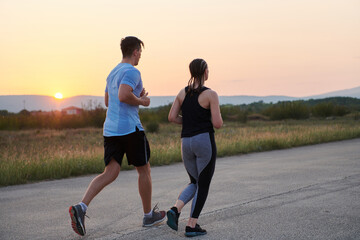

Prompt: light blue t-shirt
xmin=103 ymin=63 xmax=144 ymax=136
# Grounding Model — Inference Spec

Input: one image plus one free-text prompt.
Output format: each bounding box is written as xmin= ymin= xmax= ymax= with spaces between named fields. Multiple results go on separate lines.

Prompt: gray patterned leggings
xmin=178 ymin=132 xmax=216 ymax=218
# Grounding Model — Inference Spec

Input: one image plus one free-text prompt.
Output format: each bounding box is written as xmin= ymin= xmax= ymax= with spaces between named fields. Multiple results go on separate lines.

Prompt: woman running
xmin=167 ymin=58 xmax=223 ymax=237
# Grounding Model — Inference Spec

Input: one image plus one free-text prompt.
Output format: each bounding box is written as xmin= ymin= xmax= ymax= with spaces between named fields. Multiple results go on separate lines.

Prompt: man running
xmin=69 ymin=36 xmax=165 ymax=236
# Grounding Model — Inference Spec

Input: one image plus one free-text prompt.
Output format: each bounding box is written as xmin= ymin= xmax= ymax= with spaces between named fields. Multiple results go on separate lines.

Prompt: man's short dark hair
xmin=120 ymin=36 xmax=144 ymax=58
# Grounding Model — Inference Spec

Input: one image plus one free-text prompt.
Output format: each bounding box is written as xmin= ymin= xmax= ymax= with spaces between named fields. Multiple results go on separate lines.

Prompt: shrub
xmin=312 ymin=102 xmax=334 ymax=118
xmin=0 ymin=110 xmax=10 ymax=116
xmin=247 ymin=113 xmax=269 ymax=121
xmin=333 ymin=105 xmax=350 ymax=117
xmin=263 ymin=101 xmax=309 ymax=120
xmin=220 ymin=105 xmax=248 ymax=123
xmin=140 ymin=104 xmax=172 ymax=123
xmin=146 ymin=122 xmax=159 ymax=133
xmin=353 ymin=112 xmax=360 ymax=120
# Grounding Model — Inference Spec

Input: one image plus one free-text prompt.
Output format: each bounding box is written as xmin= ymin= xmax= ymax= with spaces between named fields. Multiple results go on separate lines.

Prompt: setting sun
xmin=54 ymin=92 xmax=63 ymax=99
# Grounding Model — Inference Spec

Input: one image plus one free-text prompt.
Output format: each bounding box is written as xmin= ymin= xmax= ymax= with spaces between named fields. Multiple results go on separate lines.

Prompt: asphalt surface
xmin=0 ymin=139 xmax=359 ymax=240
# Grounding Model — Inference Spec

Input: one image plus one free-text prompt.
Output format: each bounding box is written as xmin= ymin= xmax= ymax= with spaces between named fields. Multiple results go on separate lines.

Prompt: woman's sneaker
xmin=167 ymin=207 xmax=181 ymax=231
xmin=69 ymin=204 xmax=87 ymax=236
xmin=185 ymin=224 xmax=207 ymax=237
xmin=143 ymin=204 xmax=166 ymax=227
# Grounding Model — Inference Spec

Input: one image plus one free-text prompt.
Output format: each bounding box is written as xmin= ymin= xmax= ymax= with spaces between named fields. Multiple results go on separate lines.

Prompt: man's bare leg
xmin=82 ymin=159 xmax=121 ymax=206
xmin=136 ymin=162 xmax=152 ymax=213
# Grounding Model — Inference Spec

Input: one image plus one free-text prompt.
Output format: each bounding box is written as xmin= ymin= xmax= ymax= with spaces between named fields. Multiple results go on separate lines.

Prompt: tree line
xmin=0 ymin=97 xmax=359 ymax=131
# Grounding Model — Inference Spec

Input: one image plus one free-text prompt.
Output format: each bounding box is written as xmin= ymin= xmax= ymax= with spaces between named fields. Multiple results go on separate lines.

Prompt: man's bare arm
xmin=118 ymin=84 xmax=150 ymax=106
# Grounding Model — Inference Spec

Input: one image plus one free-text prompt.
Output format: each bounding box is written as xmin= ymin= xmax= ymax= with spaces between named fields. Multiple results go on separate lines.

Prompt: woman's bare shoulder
xmin=176 ymin=88 xmax=187 ymax=102
xmin=203 ymin=88 xmax=219 ymax=98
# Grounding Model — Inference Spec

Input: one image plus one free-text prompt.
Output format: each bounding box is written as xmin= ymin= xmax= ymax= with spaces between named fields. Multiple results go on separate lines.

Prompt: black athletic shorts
xmin=103 ymin=129 xmax=150 ymax=167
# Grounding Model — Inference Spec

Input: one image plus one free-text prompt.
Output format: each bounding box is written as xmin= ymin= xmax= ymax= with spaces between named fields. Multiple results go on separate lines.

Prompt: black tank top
xmin=181 ymin=86 xmax=214 ymax=138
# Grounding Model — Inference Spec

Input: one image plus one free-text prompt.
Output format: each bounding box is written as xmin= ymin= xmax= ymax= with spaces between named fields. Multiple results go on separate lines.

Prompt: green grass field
xmin=1 ymin=119 xmax=360 ymax=186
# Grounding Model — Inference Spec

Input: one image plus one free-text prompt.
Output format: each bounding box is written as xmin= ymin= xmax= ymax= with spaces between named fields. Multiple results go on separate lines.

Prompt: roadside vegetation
xmin=1 ymin=119 xmax=360 ymax=186
xmin=0 ymin=97 xmax=360 ymax=186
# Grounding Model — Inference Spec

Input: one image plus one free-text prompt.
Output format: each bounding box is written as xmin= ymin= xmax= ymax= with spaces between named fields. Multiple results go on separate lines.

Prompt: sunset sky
xmin=0 ymin=0 xmax=359 ymax=98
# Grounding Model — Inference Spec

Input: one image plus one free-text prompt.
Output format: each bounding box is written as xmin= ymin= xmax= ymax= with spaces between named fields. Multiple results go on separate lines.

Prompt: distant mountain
xmin=0 ymin=95 xmax=298 ymax=113
xmin=1 ymin=86 xmax=359 ymax=113
xmin=219 ymin=95 xmax=299 ymax=105
xmin=303 ymin=86 xmax=360 ymax=99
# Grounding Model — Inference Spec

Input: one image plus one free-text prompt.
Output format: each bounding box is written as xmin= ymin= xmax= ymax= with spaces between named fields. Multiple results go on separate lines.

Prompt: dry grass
xmin=1 ymin=119 xmax=360 ymax=186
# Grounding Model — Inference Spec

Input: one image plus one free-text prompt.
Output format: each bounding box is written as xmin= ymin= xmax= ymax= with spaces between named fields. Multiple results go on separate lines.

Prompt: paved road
xmin=1 ymin=139 xmax=359 ymax=240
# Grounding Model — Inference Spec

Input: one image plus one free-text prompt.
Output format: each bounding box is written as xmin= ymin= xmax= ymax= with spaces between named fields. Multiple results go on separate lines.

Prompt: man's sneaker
xmin=69 ymin=204 xmax=87 ymax=236
xmin=185 ymin=224 xmax=207 ymax=237
xmin=143 ymin=204 xmax=166 ymax=227
xmin=166 ymin=207 xmax=180 ymax=231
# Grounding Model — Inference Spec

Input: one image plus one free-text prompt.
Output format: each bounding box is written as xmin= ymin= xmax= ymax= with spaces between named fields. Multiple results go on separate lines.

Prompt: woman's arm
xmin=209 ymin=90 xmax=223 ymax=129
xmin=168 ymin=89 xmax=185 ymax=124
